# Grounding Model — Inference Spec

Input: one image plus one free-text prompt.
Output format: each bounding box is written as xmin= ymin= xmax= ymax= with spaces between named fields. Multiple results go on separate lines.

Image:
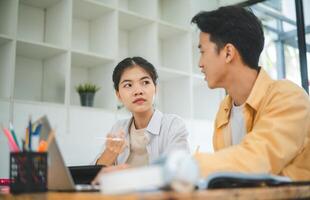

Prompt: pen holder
xmin=9 ymin=152 xmax=48 ymax=194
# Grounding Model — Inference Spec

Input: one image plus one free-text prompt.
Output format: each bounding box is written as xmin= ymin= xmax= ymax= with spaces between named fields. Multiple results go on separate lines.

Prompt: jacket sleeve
xmin=164 ymin=117 xmax=190 ymax=155
xmin=195 ymin=86 xmax=310 ymax=178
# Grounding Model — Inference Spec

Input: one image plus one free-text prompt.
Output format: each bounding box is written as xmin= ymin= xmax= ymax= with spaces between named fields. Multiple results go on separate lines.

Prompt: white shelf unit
xmin=0 ymin=0 xmax=226 ymax=178
xmin=118 ymin=10 xmax=158 ymax=64
xmin=0 ymin=0 xmax=18 ymax=38
xmin=118 ymin=0 xmax=157 ymax=19
xmin=14 ymin=40 xmax=68 ymax=104
xmin=0 ymin=38 xmax=15 ymax=100
xmin=70 ymin=51 xmax=116 ymax=110
xmin=158 ymin=0 xmax=191 ymax=27
xmin=158 ymin=23 xmax=192 ymax=73
xmin=72 ymin=0 xmax=117 ymax=57
xmin=17 ymin=0 xmax=71 ymax=48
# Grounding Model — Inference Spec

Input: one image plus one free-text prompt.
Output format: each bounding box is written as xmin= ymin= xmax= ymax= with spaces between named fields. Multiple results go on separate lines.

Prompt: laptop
xmin=36 ymin=116 xmax=102 ymax=191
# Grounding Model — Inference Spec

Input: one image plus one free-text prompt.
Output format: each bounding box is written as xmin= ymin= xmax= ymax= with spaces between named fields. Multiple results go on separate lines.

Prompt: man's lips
xmin=133 ymin=98 xmax=146 ymax=104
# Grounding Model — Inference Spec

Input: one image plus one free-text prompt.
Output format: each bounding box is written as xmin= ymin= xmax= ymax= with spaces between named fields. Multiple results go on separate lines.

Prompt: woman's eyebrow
xmin=120 ymin=79 xmax=132 ymax=84
xmin=140 ymin=76 xmax=151 ymax=80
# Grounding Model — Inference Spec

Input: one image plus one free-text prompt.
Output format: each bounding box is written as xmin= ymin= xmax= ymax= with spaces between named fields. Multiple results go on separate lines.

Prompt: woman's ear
xmin=116 ymin=91 xmax=122 ymax=102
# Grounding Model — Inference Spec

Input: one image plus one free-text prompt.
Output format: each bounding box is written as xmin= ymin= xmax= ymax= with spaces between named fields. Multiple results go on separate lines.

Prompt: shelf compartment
xmin=118 ymin=0 xmax=157 ymax=19
xmin=0 ymin=39 xmax=14 ymax=99
xmin=118 ymin=12 xmax=157 ymax=64
xmin=71 ymin=50 xmax=114 ymax=68
xmin=72 ymin=0 xmax=117 ymax=57
xmin=158 ymin=0 xmax=190 ymax=27
xmin=158 ymin=24 xmax=191 ymax=73
xmin=0 ymin=0 xmax=18 ymax=37
xmin=17 ymin=0 xmax=70 ymax=47
xmin=70 ymin=52 xmax=116 ymax=110
xmin=14 ymin=41 xmax=68 ymax=104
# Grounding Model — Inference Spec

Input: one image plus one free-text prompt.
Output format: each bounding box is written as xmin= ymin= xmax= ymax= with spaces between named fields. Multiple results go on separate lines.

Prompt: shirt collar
xmin=245 ymin=68 xmax=273 ymax=111
xmin=126 ymin=109 xmax=162 ymax=136
xmin=146 ymin=109 xmax=162 ymax=135
xmin=216 ymin=67 xmax=273 ymax=128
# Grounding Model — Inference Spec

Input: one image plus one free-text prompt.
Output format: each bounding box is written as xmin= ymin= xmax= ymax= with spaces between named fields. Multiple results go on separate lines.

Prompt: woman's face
xmin=116 ymin=65 xmax=156 ymax=114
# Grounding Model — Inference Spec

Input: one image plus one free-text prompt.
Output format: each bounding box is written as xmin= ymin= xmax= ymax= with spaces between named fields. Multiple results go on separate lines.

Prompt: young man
xmin=192 ymin=6 xmax=310 ymax=180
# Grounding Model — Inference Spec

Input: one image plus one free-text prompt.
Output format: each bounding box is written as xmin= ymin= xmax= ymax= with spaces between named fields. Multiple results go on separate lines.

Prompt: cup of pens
xmin=1 ymin=118 xmax=53 ymax=194
xmin=9 ymin=151 xmax=48 ymax=193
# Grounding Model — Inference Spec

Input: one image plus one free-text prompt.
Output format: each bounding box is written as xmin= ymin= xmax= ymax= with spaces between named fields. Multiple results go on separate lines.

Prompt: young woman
xmin=96 ymin=57 xmax=189 ymax=167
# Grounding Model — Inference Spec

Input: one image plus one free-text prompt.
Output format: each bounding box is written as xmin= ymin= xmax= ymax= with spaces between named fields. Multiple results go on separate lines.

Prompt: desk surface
xmin=1 ymin=185 xmax=310 ymax=200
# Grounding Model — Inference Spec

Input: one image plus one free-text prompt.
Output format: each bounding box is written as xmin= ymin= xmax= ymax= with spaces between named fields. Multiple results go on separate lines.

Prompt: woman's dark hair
xmin=112 ymin=57 xmax=158 ymax=91
xmin=191 ymin=6 xmax=264 ymax=70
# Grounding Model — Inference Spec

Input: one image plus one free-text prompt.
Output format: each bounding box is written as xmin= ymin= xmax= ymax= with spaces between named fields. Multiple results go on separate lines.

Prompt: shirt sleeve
xmin=164 ymin=117 xmax=190 ymax=155
xmin=195 ymin=86 xmax=310 ymax=179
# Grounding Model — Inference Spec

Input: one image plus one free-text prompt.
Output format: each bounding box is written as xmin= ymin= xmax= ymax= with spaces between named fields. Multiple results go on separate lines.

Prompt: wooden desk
xmin=1 ymin=185 xmax=310 ymax=200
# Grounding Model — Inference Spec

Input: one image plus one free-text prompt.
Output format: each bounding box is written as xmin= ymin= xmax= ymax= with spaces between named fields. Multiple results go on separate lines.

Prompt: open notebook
xmin=36 ymin=116 xmax=102 ymax=191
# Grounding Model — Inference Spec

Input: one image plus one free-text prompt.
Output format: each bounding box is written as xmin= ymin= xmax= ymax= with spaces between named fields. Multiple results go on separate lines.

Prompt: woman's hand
xmin=105 ymin=129 xmax=127 ymax=154
xmin=91 ymin=164 xmax=129 ymax=185
xmin=96 ymin=129 xmax=127 ymax=166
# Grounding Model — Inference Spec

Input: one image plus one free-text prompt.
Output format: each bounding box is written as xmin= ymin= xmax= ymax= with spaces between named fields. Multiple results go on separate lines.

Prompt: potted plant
xmin=76 ymin=83 xmax=100 ymax=107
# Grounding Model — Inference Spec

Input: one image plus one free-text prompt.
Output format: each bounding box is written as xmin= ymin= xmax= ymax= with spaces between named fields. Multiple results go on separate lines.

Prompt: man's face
xmin=198 ymin=32 xmax=227 ymax=89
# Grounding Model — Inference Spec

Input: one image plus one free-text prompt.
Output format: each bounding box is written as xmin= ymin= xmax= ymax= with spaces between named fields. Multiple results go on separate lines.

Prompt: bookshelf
xmin=0 ymin=0 xmax=226 ymax=177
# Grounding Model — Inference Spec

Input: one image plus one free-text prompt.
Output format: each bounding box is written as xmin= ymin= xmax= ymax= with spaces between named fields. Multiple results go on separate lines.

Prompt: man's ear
xmin=224 ymin=43 xmax=236 ymax=63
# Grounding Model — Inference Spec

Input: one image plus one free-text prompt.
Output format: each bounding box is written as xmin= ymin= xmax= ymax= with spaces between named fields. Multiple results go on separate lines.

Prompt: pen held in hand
xmin=95 ymin=137 xmax=124 ymax=141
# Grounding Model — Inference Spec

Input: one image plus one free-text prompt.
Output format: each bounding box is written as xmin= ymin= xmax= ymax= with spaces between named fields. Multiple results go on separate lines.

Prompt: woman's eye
xmin=124 ymin=83 xmax=131 ymax=88
xmin=143 ymin=80 xmax=150 ymax=85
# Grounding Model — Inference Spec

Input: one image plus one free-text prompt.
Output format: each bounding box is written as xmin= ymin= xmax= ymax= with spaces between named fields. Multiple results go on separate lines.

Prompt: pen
xmin=25 ymin=128 xmax=29 ymax=149
xmin=32 ymin=124 xmax=42 ymax=151
xmin=96 ymin=137 xmax=124 ymax=141
xmin=33 ymin=124 xmax=42 ymax=136
xmin=28 ymin=117 xmax=32 ymax=151
xmin=9 ymin=122 xmax=20 ymax=150
xmin=1 ymin=124 xmax=19 ymax=152
xmin=22 ymin=139 xmax=27 ymax=151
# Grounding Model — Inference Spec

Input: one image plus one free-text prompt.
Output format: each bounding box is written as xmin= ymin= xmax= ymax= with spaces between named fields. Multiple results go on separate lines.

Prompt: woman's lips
xmin=133 ymin=98 xmax=146 ymax=104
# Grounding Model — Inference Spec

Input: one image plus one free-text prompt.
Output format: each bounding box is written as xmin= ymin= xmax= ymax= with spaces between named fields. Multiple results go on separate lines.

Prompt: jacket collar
xmin=216 ymin=68 xmax=273 ymax=128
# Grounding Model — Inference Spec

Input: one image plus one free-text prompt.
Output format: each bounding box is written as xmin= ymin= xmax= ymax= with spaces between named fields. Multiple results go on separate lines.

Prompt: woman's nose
xmin=133 ymin=86 xmax=143 ymax=96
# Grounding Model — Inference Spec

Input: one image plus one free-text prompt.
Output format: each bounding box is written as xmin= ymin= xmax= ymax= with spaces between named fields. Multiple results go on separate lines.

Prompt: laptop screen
xmin=36 ymin=116 xmax=76 ymax=190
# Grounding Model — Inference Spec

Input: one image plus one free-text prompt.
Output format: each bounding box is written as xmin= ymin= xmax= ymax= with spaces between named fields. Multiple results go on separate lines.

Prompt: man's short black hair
xmin=191 ymin=6 xmax=264 ymax=70
xmin=113 ymin=57 xmax=158 ymax=91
